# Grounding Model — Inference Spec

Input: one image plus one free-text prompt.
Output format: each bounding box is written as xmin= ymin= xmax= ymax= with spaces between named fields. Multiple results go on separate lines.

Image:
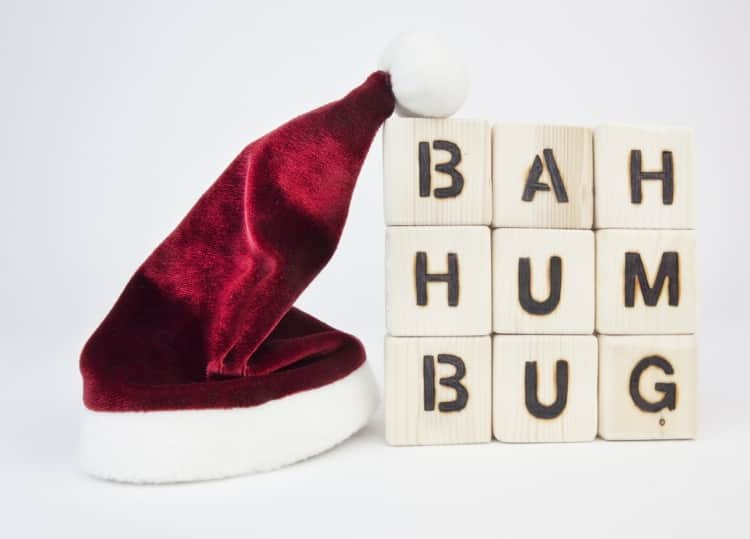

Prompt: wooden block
xmin=598 ymin=335 xmax=697 ymax=440
xmin=386 ymin=226 xmax=491 ymax=336
xmin=596 ymin=230 xmax=696 ymax=334
xmin=385 ymin=336 xmax=492 ymax=446
xmin=383 ymin=118 xmax=492 ymax=225
xmin=493 ymin=335 xmax=597 ymax=443
xmin=492 ymin=124 xmax=593 ymax=229
xmin=594 ymin=125 xmax=695 ymax=229
xmin=492 ymin=228 xmax=594 ymax=334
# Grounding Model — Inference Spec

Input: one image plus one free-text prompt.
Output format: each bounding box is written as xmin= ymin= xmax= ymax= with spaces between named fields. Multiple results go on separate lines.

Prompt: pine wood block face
xmin=492 ymin=124 xmax=593 ymax=229
xmin=385 ymin=336 xmax=492 ymax=446
xmin=383 ymin=118 xmax=492 ymax=225
xmin=386 ymin=226 xmax=491 ymax=336
xmin=594 ymin=125 xmax=695 ymax=229
xmin=596 ymin=230 xmax=696 ymax=334
xmin=493 ymin=335 xmax=597 ymax=443
xmin=492 ymin=228 xmax=594 ymax=334
xmin=598 ymin=335 xmax=697 ymax=440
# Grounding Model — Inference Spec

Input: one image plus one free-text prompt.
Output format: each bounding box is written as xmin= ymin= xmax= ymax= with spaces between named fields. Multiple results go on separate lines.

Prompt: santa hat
xmin=79 ymin=33 xmax=467 ymax=483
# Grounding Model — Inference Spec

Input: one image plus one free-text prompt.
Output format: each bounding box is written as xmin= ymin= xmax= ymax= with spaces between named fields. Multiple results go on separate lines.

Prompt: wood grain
xmin=598 ymin=335 xmax=697 ymax=440
xmin=493 ymin=335 xmax=598 ymax=443
xmin=385 ymin=336 xmax=492 ymax=446
xmin=594 ymin=124 xmax=695 ymax=229
xmin=596 ymin=229 xmax=697 ymax=334
xmin=492 ymin=228 xmax=595 ymax=334
xmin=383 ymin=117 xmax=492 ymax=225
xmin=386 ymin=226 xmax=492 ymax=336
xmin=492 ymin=124 xmax=593 ymax=229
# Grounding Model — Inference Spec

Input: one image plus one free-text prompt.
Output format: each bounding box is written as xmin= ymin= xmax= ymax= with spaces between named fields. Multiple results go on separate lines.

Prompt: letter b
xmin=423 ymin=354 xmax=469 ymax=412
xmin=418 ymin=140 xmax=465 ymax=199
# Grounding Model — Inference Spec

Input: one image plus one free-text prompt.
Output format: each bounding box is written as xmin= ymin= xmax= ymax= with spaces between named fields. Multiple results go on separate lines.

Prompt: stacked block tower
xmin=383 ymin=119 xmax=696 ymax=445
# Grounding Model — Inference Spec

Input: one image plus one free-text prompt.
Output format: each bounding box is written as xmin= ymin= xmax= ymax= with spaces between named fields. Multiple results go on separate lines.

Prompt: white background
xmin=2 ymin=0 xmax=749 ymax=537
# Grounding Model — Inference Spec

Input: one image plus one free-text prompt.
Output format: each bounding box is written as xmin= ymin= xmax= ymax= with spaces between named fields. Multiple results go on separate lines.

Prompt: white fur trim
xmin=379 ymin=31 xmax=468 ymax=118
xmin=80 ymin=363 xmax=379 ymax=483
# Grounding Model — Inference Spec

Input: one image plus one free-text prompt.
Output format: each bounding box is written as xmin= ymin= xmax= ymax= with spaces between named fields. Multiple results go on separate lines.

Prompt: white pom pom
xmin=379 ymin=31 xmax=468 ymax=118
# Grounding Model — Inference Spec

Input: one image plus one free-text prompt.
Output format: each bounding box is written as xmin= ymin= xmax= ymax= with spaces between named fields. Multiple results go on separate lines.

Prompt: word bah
xmin=383 ymin=120 xmax=697 ymax=445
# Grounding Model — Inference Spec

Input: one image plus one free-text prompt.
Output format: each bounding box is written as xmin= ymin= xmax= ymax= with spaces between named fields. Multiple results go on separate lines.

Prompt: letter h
xmin=415 ymin=251 xmax=459 ymax=306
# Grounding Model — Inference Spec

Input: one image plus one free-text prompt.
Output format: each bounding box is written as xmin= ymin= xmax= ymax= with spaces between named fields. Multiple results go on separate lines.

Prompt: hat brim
xmin=79 ymin=363 xmax=378 ymax=483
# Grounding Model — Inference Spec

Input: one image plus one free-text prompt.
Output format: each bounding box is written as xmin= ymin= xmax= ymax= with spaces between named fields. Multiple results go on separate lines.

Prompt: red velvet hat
xmin=80 ymin=33 xmax=468 ymax=483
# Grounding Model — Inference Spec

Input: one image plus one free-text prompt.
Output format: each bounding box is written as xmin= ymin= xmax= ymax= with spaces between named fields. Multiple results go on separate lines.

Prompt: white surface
xmin=80 ymin=363 xmax=378 ymax=483
xmin=1 ymin=0 xmax=749 ymax=537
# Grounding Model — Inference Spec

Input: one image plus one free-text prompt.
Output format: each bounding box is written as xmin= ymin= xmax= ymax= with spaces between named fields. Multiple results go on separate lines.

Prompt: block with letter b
xmin=385 ymin=336 xmax=492 ymax=445
xmin=596 ymin=230 xmax=696 ymax=334
xmin=383 ymin=118 xmax=491 ymax=225
xmin=493 ymin=335 xmax=598 ymax=443
xmin=594 ymin=125 xmax=695 ymax=229
xmin=598 ymin=335 xmax=697 ymax=440
xmin=386 ymin=226 xmax=491 ymax=336
xmin=492 ymin=228 xmax=595 ymax=334
xmin=492 ymin=124 xmax=593 ymax=229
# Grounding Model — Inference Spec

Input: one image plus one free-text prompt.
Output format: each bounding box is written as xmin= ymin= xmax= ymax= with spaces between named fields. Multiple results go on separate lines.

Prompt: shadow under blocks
xmin=383 ymin=119 xmax=696 ymax=445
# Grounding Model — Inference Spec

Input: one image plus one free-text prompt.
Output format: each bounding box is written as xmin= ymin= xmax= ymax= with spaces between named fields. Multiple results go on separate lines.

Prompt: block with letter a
xmin=492 ymin=124 xmax=593 ymax=229
xmin=595 ymin=229 xmax=696 ymax=334
xmin=385 ymin=336 xmax=492 ymax=446
xmin=386 ymin=226 xmax=491 ymax=336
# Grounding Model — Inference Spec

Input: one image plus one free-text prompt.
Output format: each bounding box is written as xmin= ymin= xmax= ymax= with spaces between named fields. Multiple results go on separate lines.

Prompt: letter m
xmin=624 ymin=251 xmax=679 ymax=307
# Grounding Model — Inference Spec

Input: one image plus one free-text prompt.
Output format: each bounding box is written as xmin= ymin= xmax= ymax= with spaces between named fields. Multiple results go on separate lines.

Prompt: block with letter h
xmin=594 ymin=125 xmax=694 ymax=229
xmin=386 ymin=226 xmax=491 ymax=336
